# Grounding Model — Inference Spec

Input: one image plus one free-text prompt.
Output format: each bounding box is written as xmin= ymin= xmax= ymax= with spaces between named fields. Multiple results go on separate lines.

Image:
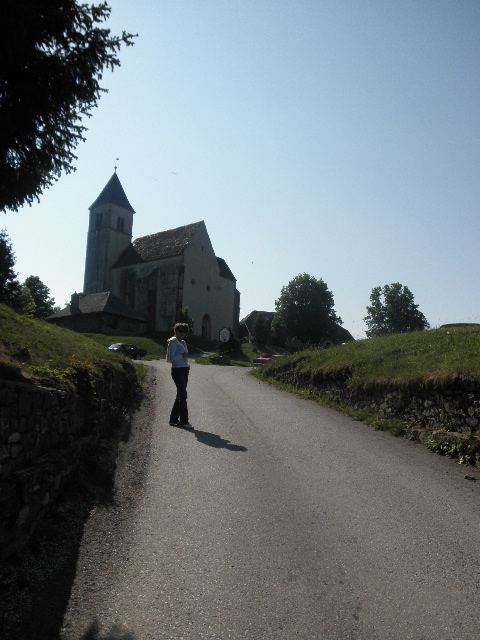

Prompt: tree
xmin=271 ymin=273 xmax=342 ymax=347
xmin=24 ymin=275 xmax=56 ymax=318
xmin=0 ymin=229 xmax=22 ymax=308
xmin=177 ymin=306 xmax=195 ymax=335
xmin=17 ymin=285 xmax=36 ymax=318
xmin=1 ymin=1 xmax=136 ymax=212
xmin=364 ymin=283 xmax=429 ymax=337
xmin=250 ymin=314 xmax=271 ymax=347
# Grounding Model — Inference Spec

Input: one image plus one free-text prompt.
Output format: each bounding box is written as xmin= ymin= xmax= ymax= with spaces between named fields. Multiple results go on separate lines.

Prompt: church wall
xmin=182 ymin=225 xmax=237 ymax=339
xmin=113 ymin=256 xmax=184 ymax=333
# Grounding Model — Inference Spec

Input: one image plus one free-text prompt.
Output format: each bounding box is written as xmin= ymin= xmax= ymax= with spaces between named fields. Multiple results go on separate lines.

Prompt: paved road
xmin=61 ymin=360 xmax=480 ymax=640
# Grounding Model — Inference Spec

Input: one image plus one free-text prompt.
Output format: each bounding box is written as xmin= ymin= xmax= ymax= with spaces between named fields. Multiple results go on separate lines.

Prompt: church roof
xmin=89 ymin=172 xmax=135 ymax=213
xmin=49 ymin=291 xmax=145 ymax=321
xmin=113 ymin=221 xmax=204 ymax=267
xmin=216 ymin=257 xmax=235 ymax=281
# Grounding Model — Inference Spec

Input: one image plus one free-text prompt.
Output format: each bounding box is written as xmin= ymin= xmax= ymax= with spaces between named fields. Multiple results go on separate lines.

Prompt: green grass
xmin=0 ymin=304 xmax=164 ymax=382
xmin=84 ymin=333 xmax=166 ymax=360
xmin=259 ymin=326 xmax=480 ymax=387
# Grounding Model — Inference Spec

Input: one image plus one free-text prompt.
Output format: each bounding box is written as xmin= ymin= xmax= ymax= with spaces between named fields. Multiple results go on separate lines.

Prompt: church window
xmin=207 ymin=285 xmax=210 ymax=292
xmin=191 ymin=279 xmax=195 ymax=285
xmin=95 ymin=212 xmax=102 ymax=229
xmin=117 ymin=216 xmax=125 ymax=232
xmin=202 ymin=314 xmax=211 ymax=340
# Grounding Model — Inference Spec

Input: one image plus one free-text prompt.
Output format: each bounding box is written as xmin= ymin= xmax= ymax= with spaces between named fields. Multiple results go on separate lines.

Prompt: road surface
xmin=60 ymin=360 xmax=480 ymax=639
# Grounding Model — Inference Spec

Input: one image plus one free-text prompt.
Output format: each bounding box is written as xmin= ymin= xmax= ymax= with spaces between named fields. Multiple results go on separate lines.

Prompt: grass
xmin=258 ymin=325 xmax=480 ymax=387
xmin=0 ymin=304 xmax=164 ymax=382
xmin=252 ymin=326 xmax=480 ymax=467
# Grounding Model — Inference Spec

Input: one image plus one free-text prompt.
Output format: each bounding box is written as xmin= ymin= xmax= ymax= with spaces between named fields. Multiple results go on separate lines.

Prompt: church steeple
xmin=83 ymin=173 xmax=135 ymax=295
xmin=89 ymin=172 xmax=135 ymax=213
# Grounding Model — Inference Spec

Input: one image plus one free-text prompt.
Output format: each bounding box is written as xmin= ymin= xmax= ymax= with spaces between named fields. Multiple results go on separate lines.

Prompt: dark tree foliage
xmin=272 ymin=273 xmax=342 ymax=347
xmin=0 ymin=1 xmax=136 ymax=212
xmin=24 ymin=275 xmax=56 ymax=318
xmin=364 ymin=282 xmax=429 ymax=337
xmin=0 ymin=229 xmax=23 ymax=308
xmin=177 ymin=306 xmax=195 ymax=335
xmin=250 ymin=314 xmax=271 ymax=347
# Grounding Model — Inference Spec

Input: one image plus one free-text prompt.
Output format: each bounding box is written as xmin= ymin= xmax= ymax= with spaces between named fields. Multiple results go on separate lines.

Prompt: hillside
xmin=257 ymin=324 xmax=480 ymax=386
xmin=0 ymin=304 xmax=165 ymax=383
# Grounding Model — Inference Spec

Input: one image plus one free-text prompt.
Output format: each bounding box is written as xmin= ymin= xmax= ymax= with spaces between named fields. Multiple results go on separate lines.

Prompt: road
xmin=60 ymin=360 xmax=480 ymax=640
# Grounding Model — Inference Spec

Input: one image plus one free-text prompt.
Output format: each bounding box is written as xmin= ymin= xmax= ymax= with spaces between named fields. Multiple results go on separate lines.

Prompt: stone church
xmin=49 ymin=173 xmax=240 ymax=339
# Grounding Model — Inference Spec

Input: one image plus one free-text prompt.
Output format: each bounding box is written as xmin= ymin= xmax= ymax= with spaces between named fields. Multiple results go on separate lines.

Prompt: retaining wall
xmin=272 ymin=367 xmax=480 ymax=437
xmin=0 ymin=364 xmax=137 ymax=561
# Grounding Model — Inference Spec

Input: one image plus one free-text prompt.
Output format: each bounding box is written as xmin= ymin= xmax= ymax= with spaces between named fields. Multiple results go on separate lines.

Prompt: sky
xmin=3 ymin=0 xmax=480 ymax=339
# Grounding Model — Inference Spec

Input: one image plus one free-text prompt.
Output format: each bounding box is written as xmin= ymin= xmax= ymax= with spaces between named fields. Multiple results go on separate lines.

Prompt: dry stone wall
xmin=273 ymin=367 xmax=480 ymax=437
xmin=0 ymin=364 xmax=137 ymax=561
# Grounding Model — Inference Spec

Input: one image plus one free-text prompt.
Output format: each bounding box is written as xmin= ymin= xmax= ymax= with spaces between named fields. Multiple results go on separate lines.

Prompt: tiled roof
xmin=113 ymin=221 xmax=203 ymax=267
xmin=216 ymin=257 xmax=235 ymax=281
xmin=89 ymin=173 xmax=135 ymax=213
xmin=48 ymin=292 xmax=145 ymax=321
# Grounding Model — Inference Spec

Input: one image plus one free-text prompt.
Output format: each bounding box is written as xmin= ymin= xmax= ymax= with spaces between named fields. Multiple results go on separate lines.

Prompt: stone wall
xmin=0 ymin=363 xmax=137 ymax=561
xmin=272 ymin=367 xmax=480 ymax=437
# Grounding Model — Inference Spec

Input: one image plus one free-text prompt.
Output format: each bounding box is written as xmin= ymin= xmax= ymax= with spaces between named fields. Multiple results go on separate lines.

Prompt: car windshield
xmin=109 ymin=344 xmax=122 ymax=349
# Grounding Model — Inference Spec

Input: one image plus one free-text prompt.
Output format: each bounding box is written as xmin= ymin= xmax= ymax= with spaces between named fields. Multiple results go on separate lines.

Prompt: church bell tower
xmin=83 ymin=172 xmax=135 ymax=295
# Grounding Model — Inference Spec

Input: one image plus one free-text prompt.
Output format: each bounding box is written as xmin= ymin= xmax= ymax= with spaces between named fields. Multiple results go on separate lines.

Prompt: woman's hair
xmin=174 ymin=322 xmax=189 ymax=334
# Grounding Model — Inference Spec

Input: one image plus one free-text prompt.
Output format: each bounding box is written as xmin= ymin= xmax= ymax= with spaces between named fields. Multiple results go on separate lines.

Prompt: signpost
xmin=219 ymin=327 xmax=230 ymax=343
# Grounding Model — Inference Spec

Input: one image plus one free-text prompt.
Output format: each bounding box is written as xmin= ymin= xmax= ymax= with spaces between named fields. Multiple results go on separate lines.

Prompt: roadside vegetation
xmin=255 ymin=324 xmax=480 ymax=387
xmin=0 ymin=304 xmax=162 ymax=384
xmin=252 ymin=325 xmax=480 ymax=468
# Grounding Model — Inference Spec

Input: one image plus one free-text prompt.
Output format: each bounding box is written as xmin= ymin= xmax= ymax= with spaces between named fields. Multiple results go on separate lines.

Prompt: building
xmin=49 ymin=173 xmax=240 ymax=338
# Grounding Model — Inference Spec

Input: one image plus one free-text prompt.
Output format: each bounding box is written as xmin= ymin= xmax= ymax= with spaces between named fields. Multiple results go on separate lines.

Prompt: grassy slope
xmin=1 ymin=302 xmax=479 ymax=386
xmin=261 ymin=325 xmax=480 ymax=386
xmin=0 ymin=304 xmax=165 ymax=381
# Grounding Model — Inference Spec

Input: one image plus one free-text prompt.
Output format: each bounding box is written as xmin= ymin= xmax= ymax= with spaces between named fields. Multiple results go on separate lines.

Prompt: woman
xmin=167 ymin=322 xmax=193 ymax=429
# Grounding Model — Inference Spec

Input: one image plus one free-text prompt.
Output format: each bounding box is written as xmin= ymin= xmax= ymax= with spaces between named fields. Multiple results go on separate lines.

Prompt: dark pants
xmin=170 ymin=367 xmax=189 ymax=424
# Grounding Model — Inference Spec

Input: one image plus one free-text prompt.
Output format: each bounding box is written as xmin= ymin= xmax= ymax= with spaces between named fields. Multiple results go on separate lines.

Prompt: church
xmin=49 ymin=173 xmax=240 ymax=339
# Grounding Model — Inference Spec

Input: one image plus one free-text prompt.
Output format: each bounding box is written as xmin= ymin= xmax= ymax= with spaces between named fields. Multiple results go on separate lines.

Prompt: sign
xmin=219 ymin=327 xmax=230 ymax=343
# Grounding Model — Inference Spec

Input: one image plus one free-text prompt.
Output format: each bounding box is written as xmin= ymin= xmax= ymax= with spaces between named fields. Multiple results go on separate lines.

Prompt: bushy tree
xmin=24 ymin=275 xmax=56 ymax=318
xmin=177 ymin=306 xmax=194 ymax=334
xmin=364 ymin=283 xmax=429 ymax=337
xmin=272 ymin=273 xmax=342 ymax=347
xmin=18 ymin=285 xmax=36 ymax=317
xmin=0 ymin=229 xmax=22 ymax=308
xmin=1 ymin=1 xmax=136 ymax=212
xmin=250 ymin=314 xmax=271 ymax=347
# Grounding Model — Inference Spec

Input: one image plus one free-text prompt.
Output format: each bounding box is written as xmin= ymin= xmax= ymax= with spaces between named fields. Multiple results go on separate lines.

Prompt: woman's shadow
xmin=191 ymin=429 xmax=247 ymax=452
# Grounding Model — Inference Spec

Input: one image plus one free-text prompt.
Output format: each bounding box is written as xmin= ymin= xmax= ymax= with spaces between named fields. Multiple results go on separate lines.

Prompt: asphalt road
xmin=60 ymin=360 xmax=480 ymax=640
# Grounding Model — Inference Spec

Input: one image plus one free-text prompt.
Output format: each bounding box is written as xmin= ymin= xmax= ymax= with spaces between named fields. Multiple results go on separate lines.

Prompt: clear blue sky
xmin=4 ymin=0 xmax=480 ymax=338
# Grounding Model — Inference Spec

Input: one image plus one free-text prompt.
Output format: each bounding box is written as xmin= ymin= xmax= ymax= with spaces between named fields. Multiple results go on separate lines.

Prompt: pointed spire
xmin=89 ymin=173 xmax=135 ymax=213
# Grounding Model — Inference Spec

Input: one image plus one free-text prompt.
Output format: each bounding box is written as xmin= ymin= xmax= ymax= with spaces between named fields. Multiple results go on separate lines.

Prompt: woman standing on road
xmin=167 ymin=322 xmax=193 ymax=429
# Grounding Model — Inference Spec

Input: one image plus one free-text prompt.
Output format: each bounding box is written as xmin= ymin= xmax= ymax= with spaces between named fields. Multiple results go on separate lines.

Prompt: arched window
xmin=202 ymin=314 xmax=211 ymax=340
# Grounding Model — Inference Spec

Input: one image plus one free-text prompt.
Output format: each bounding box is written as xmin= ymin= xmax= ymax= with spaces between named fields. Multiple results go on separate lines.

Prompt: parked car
xmin=108 ymin=343 xmax=147 ymax=360
xmin=252 ymin=354 xmax=283 ymax=366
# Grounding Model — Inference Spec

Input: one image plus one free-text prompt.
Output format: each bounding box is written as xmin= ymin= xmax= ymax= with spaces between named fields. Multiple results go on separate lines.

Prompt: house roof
xmin=48 ymin=292 xmax=146 ymax=322
xmin=216 ymin=257 xmax=235 ymax=281
xmin=113 ymin=221 xmax=204 ymax=267
xmin=240 ymin=310 xmax=275 ymax=332
xmin=89 ymin=172 xmax=135 ymax=213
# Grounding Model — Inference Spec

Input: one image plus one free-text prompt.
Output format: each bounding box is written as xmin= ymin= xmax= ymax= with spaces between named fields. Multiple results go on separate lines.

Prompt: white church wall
xmin=182 ymin=224 xmax=236 ymax=339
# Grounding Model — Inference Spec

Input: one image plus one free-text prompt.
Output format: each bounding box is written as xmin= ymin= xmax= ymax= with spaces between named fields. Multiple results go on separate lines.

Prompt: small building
xmin=48 ymin=292 xmax=146 ymax=335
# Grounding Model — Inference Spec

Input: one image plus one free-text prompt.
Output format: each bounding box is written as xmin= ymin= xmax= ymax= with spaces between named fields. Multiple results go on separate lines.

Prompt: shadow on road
xmin=79 ymin=620 xmax=137 ymax=639
xmin=193 ymin=429 xmax=247 ymax=452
